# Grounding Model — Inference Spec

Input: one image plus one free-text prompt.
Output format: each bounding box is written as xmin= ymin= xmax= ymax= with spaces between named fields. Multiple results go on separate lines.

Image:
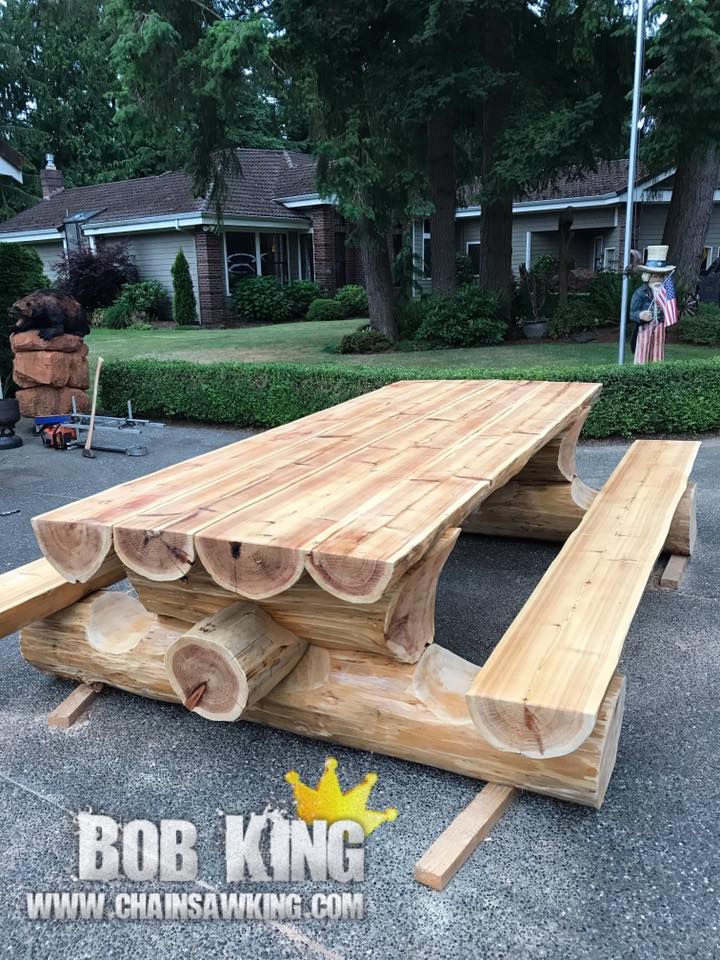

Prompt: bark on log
xmin=20 ymin=597 xmax=625 ymax=807
xmin=463 ymin=480 xmax=696 ymax=556
xmin=165 ymin=603 xmax=307 ymax=721
xmin=129 ymin=528 xmax=459 ymax=664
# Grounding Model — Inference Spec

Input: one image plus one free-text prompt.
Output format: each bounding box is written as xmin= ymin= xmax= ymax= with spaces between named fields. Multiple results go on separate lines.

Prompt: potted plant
xmin=517 ymin=261 xmax=552 ymax=338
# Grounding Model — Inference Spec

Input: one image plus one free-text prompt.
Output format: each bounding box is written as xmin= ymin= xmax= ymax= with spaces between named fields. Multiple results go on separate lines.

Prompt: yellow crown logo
xmin=285 ymin=757 xmax=398 ymax=836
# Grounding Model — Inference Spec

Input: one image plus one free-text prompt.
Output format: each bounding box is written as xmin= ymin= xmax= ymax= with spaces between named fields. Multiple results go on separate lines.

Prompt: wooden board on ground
xmin=466 ymin=439 xmax=700 ymax=760
xmin=0 ymin=555 xmax=124 ymax=640
xmin=414 ymin=784 xmax=517 ymax=891
xmin=48 ymin=682 xmax=103 ymax=729
xmin=32 ymin=379 xmax=600 ymax=603
xmin=660 ymin=554 xmax=690 ymax=590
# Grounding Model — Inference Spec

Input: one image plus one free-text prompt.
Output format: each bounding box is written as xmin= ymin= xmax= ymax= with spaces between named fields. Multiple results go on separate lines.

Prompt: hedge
xmin=99 ymin=356 xmax=720 ymax=438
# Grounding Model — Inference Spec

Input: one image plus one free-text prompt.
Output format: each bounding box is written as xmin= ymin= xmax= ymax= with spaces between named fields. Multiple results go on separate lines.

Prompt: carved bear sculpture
xmin=10 ymin=290 xmax=90 ymax=341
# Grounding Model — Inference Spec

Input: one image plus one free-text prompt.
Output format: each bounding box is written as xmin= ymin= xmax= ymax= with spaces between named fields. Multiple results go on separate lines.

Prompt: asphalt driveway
xmin=1 ymin=421 xmax=719 ymax=960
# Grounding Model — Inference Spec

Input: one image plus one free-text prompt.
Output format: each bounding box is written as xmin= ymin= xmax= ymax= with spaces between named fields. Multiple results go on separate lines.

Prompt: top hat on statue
xmin=635 ymin=244 xmax=676 ymax=278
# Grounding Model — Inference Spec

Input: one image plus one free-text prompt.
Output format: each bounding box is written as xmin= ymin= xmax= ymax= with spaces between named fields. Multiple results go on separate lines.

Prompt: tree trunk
xmin=359 ymin=230 xmax=398 ymax=339
xmin=477 ymin=12 xmax=514 ymax=303
xmin=558 ymin=209 xmax=574 ymax=306
xmin=662 ymin=146 xmax=720 ymax=294
xmin=427 ymin=108 xmax=456 ymax=294
xmin=478 ymin=194 xmax=513 ymax=299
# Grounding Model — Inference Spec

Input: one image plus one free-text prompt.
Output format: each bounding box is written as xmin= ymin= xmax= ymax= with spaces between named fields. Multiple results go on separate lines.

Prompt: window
xmin=422 ymin=219 xmax=431 ymax=279
xmin=702 ymin=246 xmax=714 ymax=271
xmin=603 ymin=247 xmax=617 ymax=271
xmin=592 ymin=236 xmax=604 ymax=272
xmin=466 ymin=241 xmax=481 ymax=276
xmin=260 ymin=233 xmax=289 ymax=283
xmin=226 ymin=232 xmax=257 ymax=282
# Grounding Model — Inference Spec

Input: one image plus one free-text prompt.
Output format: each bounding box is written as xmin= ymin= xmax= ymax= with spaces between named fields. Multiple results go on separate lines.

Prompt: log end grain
xmin=305 ymin=551 xmax=394 ymax=605
xmin=195 ymin=538 xmax=305 ymax=599
xmin=31 ymin=516 xmax=112 ymax=583
xmin=113 ymin=526 xmax=195 ymax=581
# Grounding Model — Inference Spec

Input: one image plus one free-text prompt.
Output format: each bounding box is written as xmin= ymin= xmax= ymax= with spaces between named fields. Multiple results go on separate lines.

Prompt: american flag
xmin=655 ymin=275 xmax=678 ymax=327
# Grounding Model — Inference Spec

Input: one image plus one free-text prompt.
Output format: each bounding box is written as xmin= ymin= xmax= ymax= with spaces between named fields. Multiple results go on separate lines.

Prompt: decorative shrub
xmin=97 ymin=281 xmax=169 ymax=329
xmin=0 ymin=243 xmax=48 ymax=384
xmin=339 ymin=325 xmax=395 ymax=354
xmin=231 ymin=276 xmax=291 ymax=325
xmin=679 ymin=305 xmax=720 ymax=345
xmin=306 ymin=298 xmax=346 ymax=322
xmin=586 ymin=270 xmax=642 ymax=326
xmin=416 ymin=286 xmax=505 ymax=346
xmin=54 ymin=244 xmax=138 ymax=310
xmin=285 ymin=280 xmax=324 ymax=319
xmin=548 ymin=297 xmax=595 ymax=339
xmin=455 ymin=254 xmax=475 ymax=287
xmin=100 ymin=355 xmax=720 ymax=439
xmin=335 ymin=284 xmax=369 ymax=318
xmin=395 ymin=298 xmax=425 ymax=340
xmin=171 ymin=249 xmax=198 ymax=326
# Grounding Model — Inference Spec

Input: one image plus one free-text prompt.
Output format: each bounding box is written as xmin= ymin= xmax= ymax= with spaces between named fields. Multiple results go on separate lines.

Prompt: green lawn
xmin=87 ymin=319 xmax=720 ymax=370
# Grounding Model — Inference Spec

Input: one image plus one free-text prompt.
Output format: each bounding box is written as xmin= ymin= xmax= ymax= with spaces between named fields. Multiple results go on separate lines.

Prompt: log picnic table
xmin=1 ymin=378 xmax=701 ymax=817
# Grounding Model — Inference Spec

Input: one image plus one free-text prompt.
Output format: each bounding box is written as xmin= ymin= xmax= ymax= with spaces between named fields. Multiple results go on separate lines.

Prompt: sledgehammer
xmin=83 ymin=356 xmax=104 ymax=460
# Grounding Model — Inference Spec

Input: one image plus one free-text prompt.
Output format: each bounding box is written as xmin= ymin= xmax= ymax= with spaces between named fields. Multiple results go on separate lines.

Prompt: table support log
xmin=129 ymin=528 xmax=459 ymax=664
xmin=165 ymin=603 xmax=307 ymax=721
xmin=20 ymin=594 xmax=625 ymax=808
xmin=463 ymin=480 xmax=696 ymax=557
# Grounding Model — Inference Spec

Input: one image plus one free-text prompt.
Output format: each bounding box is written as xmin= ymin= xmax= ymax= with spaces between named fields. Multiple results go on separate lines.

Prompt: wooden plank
xmin=660 ymin=554 xmax=689 ymax=590
xmin=466 ymin=439 xmax=700 ymax=759
xmin=414 ymin=784 xmax=517 ymax=890
xmin=33 ymin=380 xmax=494 ymax=582
xmin=48 ymin=682 xmax=103 ymax=729
xmin=197 ymin=382 xmax=600 ymax=602
xmin=0 ymin=555 xmax=124 ymax=640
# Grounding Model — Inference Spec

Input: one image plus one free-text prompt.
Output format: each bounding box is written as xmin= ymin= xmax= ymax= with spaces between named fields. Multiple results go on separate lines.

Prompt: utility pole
xmin=618 ymin=0 xmax=647 ymax=364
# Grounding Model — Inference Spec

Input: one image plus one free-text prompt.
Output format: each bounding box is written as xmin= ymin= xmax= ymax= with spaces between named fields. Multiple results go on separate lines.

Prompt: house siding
xmin=29 ymin=241 xmax=63 ymax=279
xmin=112 ymin=230 xmax=200 ymax=304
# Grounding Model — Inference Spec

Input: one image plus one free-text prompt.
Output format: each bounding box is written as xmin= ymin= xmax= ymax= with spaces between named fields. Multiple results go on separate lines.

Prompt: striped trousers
xmin=634 ymin=320 xmax=666 ymax=364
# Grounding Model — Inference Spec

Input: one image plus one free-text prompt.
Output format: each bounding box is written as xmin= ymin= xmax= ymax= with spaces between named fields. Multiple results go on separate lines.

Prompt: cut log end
xmin=165 ymin=602 xmax=308 ymax=721
xmin=466 ymin=695 xmax=597 ymax=760
xmin=166 ymin=635 xmax=249 ymax=722
xmin=305 ymin=551 xmax=394 ymax=604
xmin=31 ymin=517 xmax=112 ymax=583
xmin=113 ymin=527 xmax=195 ymax=581
xmin=87 ymin=591 xmax=155 ymax=654
xmin=195 ymin=539 xmax=305 ymax=599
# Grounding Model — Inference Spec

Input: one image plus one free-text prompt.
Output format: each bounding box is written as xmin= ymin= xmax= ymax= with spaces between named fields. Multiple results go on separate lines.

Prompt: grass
xmin=87 ymin=319 xmax=720 ymax=370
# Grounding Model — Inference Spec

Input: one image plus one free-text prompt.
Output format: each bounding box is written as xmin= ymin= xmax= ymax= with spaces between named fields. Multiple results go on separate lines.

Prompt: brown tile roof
xmin=0 ymin=148 xmax=318 ymax=235
xmin=0 ymin=139 xmax=23 ymax=172
xmin=520 ymin=160 xmax=636 ymax=202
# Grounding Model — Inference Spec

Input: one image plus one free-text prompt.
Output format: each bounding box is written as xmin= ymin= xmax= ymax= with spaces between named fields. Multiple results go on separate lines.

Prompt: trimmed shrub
xmin=679 ymin=304 xmax=720 ymax=345
xmin=54 ymin=244 xmax=138 ymax=310
xmin=548 ymin=297 xmax=595 ymax=339
xmin=0 ymin=243 xmax=48 ymax=384
xmin=285 ymin=280 xmax=324 ymax=319
xmin=339 ymin=325 xmax=395 ymax=354
xmin=97 ymin=280 xmax=169 ymax=329
xmin=335 ymin=284 xmax=369 ymax=318
xmin=307 ymin=298 xmax=346 ymax=322
xmin=171 ymin=249 xmax=198 ymax=326
xmin=395 ymin=298 xmax=425 ymax=340
xmin=231 ymin=276 xmax=291 ymax=325
xmin=416 ymin=286 xmax=505 ymax=346
xmin=455 ymin=254 xmax=475 ymax=287
xmin=99 ymin=355 xmax=720 ymax=439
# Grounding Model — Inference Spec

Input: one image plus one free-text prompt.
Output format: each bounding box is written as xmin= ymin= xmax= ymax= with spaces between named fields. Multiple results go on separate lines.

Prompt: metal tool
xmin=83 ymin=356 xmax=103 ymax=460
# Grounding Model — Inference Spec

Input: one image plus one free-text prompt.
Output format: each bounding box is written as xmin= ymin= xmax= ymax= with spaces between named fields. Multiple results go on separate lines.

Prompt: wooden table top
xmin=33 ymin=378 xmax=601 ymax=603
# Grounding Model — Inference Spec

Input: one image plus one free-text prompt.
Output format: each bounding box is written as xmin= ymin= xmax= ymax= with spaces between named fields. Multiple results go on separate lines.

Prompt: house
xmin=0 ymin=149 xmax=363 ymax=325
xmin=1 ymin=151 xmax=718 ymax=323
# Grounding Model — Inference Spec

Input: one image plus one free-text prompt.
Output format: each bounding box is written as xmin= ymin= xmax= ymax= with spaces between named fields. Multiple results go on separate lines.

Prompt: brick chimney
xmin=40 ymin=153 xmax=64 ymax=199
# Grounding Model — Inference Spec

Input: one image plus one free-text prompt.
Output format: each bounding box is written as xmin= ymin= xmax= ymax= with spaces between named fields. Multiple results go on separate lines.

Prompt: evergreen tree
xmin=0 ymin=244 xmax=48 ymax=384
xmin=644 ymin=0 xmax=720 ymax=292
xmin=171 ymin=249 xmax=198 ymax=326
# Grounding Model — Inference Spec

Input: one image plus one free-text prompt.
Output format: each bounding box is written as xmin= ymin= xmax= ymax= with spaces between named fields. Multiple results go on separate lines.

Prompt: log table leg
xmin=20 ymin=594 xmax=626 ymax=808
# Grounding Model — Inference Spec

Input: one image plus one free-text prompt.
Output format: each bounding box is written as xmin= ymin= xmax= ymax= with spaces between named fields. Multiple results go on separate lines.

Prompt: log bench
xmin=0 ymin=380 xmax=701 ymax=810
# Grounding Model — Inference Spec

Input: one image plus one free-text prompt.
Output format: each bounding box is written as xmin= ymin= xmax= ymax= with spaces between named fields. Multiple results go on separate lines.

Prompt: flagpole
xmin=618 ymin=0 xmax=647 ymax=364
